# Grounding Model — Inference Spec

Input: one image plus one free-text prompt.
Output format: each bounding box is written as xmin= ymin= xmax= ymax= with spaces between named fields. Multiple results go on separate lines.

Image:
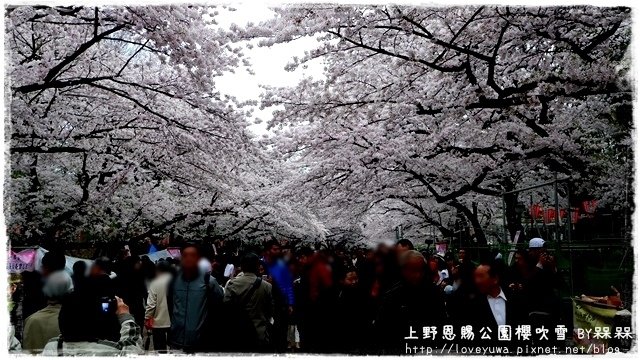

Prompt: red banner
xmin=531 ymin=205 xmax=583 ymax=224
xmin=543 ymin=208 xmax=556 ymax=223
xmin=530 ymin=204 xmax=543 ymax=219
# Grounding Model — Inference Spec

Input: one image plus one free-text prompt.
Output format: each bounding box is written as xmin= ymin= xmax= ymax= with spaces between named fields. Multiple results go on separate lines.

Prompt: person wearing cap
xmin=525 ymin=238 xmax=564 ymax=335
xmin=528 ymin=238 xmax=546 ymax=266
xmin=528 ymin=237 xmax=560 ymax=274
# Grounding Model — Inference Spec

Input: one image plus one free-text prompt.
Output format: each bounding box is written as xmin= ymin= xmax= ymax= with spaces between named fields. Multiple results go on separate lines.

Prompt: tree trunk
xmin=449 ymin=200 xmax=487 ymax=245
xmin=503 ymin=179 xmax=525 ymax=242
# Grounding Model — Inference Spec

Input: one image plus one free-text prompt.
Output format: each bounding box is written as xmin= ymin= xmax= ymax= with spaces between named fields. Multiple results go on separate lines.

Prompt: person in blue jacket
xmin=167 ymin=243 xmax=223 ymax=353
xmin=263 ymin=240 xmax=294 ymax=352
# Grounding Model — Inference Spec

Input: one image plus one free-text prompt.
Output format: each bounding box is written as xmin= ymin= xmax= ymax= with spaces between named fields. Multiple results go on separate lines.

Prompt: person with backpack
xmin=223 ymin=253 xmax=274 ymax=352
xmin=167 ymin=243 xmax=223 ymax=353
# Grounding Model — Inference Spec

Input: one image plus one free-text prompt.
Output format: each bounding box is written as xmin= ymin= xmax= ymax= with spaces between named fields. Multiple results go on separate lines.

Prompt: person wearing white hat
xmin=528 ymin=238 xmax=556 ymax=271
xmin=528 ymin=238 xmax=545 ymax=268
xmin=525 ymin=237 xmax=562 ymax=341
xmin=528 ymin=237 xmax=545 ymax=249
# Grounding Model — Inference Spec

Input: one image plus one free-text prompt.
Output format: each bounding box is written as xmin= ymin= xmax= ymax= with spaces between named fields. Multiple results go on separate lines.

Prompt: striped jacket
xmin=41 ymin=313 xmax=143 ymax=356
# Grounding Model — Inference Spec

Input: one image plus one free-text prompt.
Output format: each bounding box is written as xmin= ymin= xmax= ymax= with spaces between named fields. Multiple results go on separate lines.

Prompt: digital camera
xmin=99 ymin=296 xmax=117 ymax=314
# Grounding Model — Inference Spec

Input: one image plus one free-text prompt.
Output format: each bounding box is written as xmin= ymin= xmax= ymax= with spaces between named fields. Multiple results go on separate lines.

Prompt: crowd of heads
xmin=11 ymin=236 xmax=566 ymax=354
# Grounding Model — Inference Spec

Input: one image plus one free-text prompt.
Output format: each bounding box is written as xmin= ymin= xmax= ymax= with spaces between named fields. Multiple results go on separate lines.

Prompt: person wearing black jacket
xmin=87 ymin=257 xmax=116 ymax=298
xmin=467 ymin=259 xmax=528 ymax=349
xmin=115 ymin=256 xmax=147 ymax=327
xmin=374 ymin=250 xmax=447 ymax=355
xmin=71 ymin=261 xmax=88 ymax=293
xmin=330 ymin=267 xmax=371 ymax=354
xmin=83 ymin=256 xmax=120 ymax=341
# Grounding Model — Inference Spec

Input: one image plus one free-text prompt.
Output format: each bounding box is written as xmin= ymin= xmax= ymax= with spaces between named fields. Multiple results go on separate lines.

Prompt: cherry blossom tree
xmin=6 ymin=5 xmax=632 ymax=249
xmin=5 ymin=5 xmax=325 ymax=247
xmin=243 ymin=5 xmax=632 ymax=244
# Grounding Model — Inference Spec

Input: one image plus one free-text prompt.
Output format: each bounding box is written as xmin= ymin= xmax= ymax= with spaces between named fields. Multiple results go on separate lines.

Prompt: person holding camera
xmin=41 ymin=291 xmax=143 ymax=356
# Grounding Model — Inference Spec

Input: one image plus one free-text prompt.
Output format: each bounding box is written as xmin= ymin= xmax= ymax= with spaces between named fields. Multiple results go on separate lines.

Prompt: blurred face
xmin=181 ymin=247 xmax=201 ymax=273
xmin=396 ymin=244 xmax=411 ymax=256
xmin=474 ymin=264 xmax=499 ymax=295
xmin=377 ymin=243 xmax=391 ymax=256
xmin=514 ymin=253 xmax=526 ymax=269
xmin=297 ymin=253 xmax=312 ymax=267
xmin=402 ymin=256 xmax=426 ymax=287
xmin=528 ymin=248 xmax=543 ymax=262
xmin=451 ymin=266 xmax=459 ymax=277
xmin=89 ymin=264 xmax=105 ymax=277
xmin=365 ymin=250 xmax=375 ymax=261
xmin=342 ymin=271 xmax=358 ymax=288
xmin=458 ymin=250 xmax=466 ymax=262
xmin=268 ymin=244 xmax=282 ymax=259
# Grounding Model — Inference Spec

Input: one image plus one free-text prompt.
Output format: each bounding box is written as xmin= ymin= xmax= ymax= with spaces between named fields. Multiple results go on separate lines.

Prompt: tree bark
xmin=502 ymin=179 xmax=525 ymax=242
xmin=448 ymin=200 xmax=487 ymax=245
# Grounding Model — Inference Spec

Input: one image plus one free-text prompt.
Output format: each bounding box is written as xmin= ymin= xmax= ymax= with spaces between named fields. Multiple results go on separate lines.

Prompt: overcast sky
xmin=214 ymin=3 xmax=326 ymax=137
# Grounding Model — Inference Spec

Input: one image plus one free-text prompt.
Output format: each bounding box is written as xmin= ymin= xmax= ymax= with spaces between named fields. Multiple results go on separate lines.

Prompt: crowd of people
xmin=9 ymin=237 xmax=568 ymax=354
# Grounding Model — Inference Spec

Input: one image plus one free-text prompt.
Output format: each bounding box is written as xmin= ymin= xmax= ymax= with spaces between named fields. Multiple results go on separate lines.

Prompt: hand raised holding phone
xmin=115 ymin=296 xmax=130 ymax=315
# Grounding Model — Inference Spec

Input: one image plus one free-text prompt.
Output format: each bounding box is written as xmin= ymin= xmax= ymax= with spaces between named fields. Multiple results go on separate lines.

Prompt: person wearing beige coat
xmin=144 ymin=261 xmax=173 ymax=352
